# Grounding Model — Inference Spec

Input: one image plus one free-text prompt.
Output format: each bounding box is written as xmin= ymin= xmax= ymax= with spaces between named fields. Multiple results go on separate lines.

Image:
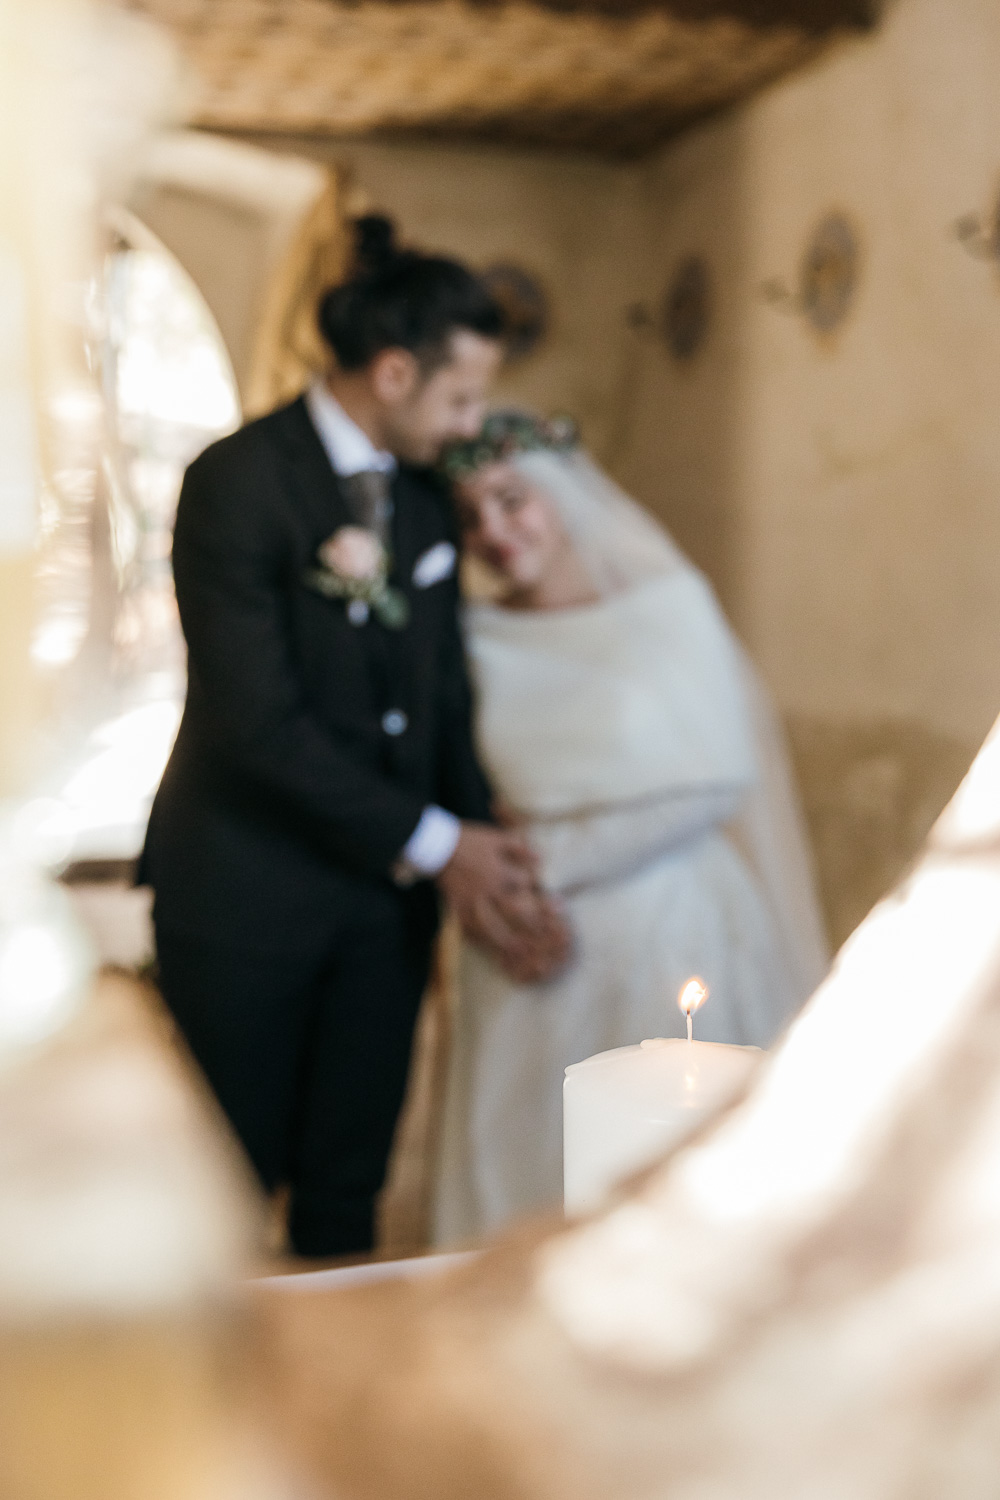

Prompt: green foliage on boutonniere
xmin=304 ymin=525 xmax=411 ymax=630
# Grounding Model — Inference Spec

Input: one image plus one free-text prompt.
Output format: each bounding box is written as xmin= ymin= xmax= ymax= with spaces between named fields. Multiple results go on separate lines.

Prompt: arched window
xmin=55 ymin=209 xmax=240 ymax=865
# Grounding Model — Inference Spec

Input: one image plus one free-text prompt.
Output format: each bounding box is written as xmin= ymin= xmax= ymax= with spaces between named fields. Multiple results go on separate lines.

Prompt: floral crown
xmin=440 ymin=410 xmax=579 ymax=481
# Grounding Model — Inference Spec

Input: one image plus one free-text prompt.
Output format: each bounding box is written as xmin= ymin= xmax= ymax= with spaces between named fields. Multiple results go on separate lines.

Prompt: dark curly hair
xmin=318 ymin=215 xmax=504 ymax=374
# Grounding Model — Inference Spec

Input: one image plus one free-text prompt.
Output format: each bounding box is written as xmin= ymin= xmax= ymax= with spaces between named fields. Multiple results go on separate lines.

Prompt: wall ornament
xmin=760 ymin=210 xmax=860 ymax=334
xmin=661 ymin=253 xmax=712 ymax=360
xmin=482 ymin=262 xmax=549 ymax=364
xmin=954 ymin=199 xmax=1000 ymax=264
xmin=625 ymin=252 xmax=712 ymax=363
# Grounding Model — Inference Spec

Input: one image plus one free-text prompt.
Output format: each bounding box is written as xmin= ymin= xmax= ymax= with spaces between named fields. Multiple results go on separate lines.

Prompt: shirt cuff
xmin=391 ymin=805 xmax=461 ymax=885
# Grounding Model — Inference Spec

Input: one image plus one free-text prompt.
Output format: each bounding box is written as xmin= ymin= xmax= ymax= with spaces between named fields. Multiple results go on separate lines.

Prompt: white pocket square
xmin=412 ymin=540 xmax=457 ymax=589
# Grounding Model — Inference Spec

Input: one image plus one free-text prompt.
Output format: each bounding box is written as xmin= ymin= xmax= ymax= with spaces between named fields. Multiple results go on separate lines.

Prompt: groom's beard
xmin=382 ymin=420 xmax=446 ymax=468
xmin=379 ymin=391 xmax=490 ymax=468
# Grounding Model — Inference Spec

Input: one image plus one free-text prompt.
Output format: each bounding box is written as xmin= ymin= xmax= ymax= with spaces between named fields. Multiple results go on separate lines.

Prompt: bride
xmin=432 ymin=413 xmax=828 ymax=1244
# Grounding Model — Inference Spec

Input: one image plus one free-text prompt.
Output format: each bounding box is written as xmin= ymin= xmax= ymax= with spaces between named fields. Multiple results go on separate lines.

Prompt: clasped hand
xmin=436 ymin=823 xmax=571 ymax=983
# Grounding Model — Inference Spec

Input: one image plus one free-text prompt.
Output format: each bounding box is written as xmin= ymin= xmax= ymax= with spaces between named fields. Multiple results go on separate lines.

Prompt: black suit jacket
xmin=141 ymin=396 xmax=492 ymax=947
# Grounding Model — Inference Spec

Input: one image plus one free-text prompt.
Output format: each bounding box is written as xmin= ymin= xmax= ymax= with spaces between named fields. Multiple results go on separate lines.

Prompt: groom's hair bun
xmin=352 ymin=214 xmax=400 ymax=277
xmin=318 ymin=214 xmax=504 ymax=374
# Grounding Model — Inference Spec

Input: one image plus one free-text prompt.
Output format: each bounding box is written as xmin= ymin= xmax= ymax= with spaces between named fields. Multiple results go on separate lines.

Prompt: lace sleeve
xmin=528 ymin=786 xmax=746 ymax=895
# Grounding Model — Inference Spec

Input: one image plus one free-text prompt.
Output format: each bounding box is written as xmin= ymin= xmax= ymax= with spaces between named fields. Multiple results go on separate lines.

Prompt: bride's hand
xmin=491 ymin=799 xmax=524 ymax=828
xmin=436 ymin=822 xmax=537 ymax=909
xmin=480 ymin=889 xmax=573 ymax=984
xmin=436 ymin=823 xmax=571 ymax=981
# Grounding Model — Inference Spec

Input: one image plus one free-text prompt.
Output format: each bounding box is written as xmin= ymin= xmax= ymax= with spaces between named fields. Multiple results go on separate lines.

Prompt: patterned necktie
xmin=341 ymin=469 xmax=393 ymax=545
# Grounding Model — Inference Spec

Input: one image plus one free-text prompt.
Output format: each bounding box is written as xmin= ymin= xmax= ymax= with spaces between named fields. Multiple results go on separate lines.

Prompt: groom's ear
xmin=369 ymin=346 xmax=421 ymax=407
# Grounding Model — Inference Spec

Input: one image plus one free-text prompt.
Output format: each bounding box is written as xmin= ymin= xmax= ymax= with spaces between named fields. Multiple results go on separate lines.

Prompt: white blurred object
xmin=0 ymin=0 xmax=177 ymax=1068
xmin=59 ymin=701 xmax=183 ymax=862
xmin=0 ymin=847 xmax=93 ymax=1063
xmin=0 ymin=974 xmax=255 ymax=1319
xmin=64 ymin=883 xmax=154 ymax=970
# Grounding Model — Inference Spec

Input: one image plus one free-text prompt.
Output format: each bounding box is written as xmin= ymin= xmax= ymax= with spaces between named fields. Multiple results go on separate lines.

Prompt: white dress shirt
xmin=305 ymin=380 xmax=461 ymax=881
xmin=305 ymin=379 xmax=397 ymax=477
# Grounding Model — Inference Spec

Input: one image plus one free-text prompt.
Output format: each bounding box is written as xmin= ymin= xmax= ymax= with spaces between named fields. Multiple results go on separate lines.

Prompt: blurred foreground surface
xmin=0 ymin=971 xmax=296 ymax=1500
xmin=254 ymin=714 xmax=1000 ymax=1500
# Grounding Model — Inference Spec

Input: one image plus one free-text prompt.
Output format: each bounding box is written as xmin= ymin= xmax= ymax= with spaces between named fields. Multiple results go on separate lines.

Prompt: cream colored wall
xmin=623 ymin=0 xmax=1000 ymax=749
xmin=616 ymin=0 xmax=1000 ymax=942
xmin=242 ymin=134 xmax=643 ymax=463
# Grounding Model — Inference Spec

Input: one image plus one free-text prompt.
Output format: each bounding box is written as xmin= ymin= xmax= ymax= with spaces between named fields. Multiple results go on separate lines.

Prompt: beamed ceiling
xmin=121 ymin=0 xmax=876 ymax=154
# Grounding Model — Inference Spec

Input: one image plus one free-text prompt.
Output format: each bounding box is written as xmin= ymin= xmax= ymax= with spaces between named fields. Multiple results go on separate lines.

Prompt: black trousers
xmin=155 ymin=881 xmax=437 ymax=1257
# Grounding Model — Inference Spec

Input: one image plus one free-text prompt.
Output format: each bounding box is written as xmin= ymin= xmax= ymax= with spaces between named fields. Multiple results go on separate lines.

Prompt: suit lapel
xmin=273 ymin=396 xmax=353 ymax=541
xmin=389 ymin=467 xmax=422 ymax=593
xmin=272 ymin=405 xmax=439 ymax=685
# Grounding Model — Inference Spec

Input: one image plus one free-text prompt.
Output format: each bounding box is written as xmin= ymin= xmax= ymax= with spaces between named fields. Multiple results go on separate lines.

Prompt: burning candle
xmin=563 ymin=980 xmax=761 ymax=1216
xmin=679 ymin=976 xmax=708 ymax=1042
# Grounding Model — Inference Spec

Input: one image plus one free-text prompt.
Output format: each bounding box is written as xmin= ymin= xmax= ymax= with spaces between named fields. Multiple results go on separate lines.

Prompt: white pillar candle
xmin=564 ymin=1033 xmax=761 ymax=1216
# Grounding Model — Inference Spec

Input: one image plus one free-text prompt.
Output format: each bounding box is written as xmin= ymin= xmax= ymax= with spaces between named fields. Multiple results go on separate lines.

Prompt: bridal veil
xmin=509 ymin=446 xmax=828 ymax=1011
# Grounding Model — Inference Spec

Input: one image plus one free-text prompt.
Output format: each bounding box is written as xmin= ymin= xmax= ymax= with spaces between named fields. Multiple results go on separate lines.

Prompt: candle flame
xmin=678 ymin=977 xmax=709 ymax=1017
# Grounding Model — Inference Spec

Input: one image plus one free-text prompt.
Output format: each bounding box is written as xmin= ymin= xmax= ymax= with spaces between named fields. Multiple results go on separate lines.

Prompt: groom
xmin=141 ymin=219 xmax=567 ymax=1257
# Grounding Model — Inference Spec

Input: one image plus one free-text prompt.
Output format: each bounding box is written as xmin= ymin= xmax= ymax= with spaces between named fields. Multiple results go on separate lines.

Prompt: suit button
xmin=381 ymin=709 xmax=408 ymax=736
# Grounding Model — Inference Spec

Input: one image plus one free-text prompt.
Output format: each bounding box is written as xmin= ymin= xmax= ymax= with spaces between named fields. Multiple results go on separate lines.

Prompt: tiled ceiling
xmin=120 ymin=0 xmax=875 ymax=154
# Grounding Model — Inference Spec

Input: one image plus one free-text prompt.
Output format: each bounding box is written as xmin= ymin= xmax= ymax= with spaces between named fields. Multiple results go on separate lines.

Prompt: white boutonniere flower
xmin=318 ymin=525 xmax=385 ymax=582
xmin=304 ymin=525 xmax=410 ymax=629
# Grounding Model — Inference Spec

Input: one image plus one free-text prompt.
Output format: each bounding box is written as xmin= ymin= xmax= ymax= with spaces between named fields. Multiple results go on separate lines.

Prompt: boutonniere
xmin=304 ymin=526 xmax=410 ymax=630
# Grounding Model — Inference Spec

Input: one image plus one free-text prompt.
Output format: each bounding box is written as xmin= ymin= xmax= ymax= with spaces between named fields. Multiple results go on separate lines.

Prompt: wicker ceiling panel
xmin=335 ymin=0 xmax=874 ymax=23
xmin=120 ymin=0 xmax=859 ymax=153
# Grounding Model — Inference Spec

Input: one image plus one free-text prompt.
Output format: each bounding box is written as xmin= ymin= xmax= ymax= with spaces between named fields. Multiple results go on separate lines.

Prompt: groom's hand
xmin=437 ymin=824 xmax=572 ymax=982
xmin=488 ymin=888 xmax=573 ymax=983
xmin=437 ymin=822 xmax=537 ymax=909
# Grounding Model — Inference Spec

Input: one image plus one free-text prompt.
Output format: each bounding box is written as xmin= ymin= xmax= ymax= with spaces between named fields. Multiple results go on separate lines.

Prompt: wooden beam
xmin=372 ymin=0 xmax=877 ymax=32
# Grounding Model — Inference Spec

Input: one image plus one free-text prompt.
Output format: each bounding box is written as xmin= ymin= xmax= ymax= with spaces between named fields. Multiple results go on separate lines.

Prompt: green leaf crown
xmin=440 ymin=410 xmax=579 ymax=482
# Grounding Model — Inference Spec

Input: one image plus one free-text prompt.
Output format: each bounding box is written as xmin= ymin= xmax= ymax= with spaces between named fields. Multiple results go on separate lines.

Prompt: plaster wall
xmin=617 ymin=0 xmax=1000 ymax=941
xmin=243 ymin=134 xmax=643 ymax=464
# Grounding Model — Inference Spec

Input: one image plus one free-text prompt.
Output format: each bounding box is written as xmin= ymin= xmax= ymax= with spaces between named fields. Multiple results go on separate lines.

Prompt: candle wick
xmin=686 ymin=1011 xmax=693 ymax=1044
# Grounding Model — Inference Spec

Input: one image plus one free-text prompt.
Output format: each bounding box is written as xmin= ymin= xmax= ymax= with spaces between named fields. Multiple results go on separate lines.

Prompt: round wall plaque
xmin=481 ymin=262 xmax=549 ymax=362
xmin=801 ymin=213 xmax=859 ymax=334
xmin=661 ymin=254 xmax=711 ymax=361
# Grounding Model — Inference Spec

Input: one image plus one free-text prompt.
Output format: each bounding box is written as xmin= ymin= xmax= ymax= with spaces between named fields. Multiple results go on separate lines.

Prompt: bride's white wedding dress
xmin=433 ymin=449 xmax=828 ymax=1245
